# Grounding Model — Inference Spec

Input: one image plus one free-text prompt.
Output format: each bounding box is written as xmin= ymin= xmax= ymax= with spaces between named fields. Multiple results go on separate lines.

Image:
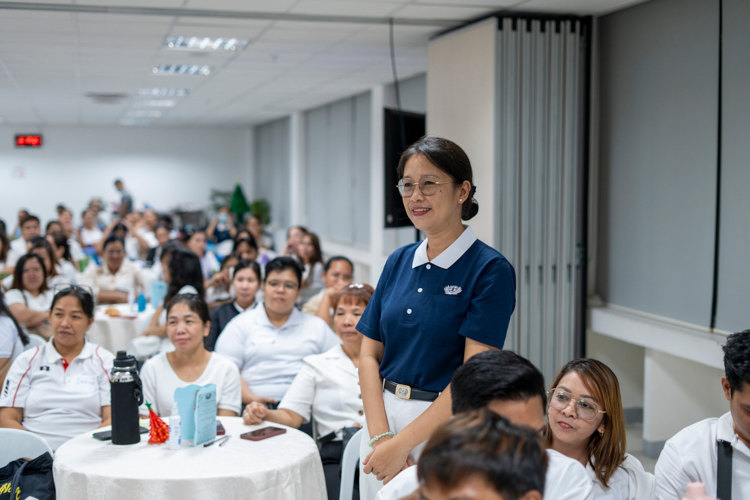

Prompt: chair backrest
xmin=0 ymin=429 xmax=53 ymax=468
xmin=339 ymin=429 xmax=363 ymax=500
xmin=24 ymin=334 xmax=46 ymax=350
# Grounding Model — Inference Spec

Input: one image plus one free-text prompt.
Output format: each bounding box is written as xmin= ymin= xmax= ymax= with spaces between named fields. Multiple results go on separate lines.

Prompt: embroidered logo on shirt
xmin=444 ymin=286 xmax=463 ymax=295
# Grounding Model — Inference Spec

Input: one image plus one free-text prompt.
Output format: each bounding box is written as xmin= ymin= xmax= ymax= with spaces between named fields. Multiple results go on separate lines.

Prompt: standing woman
xmin=357 ymin=136 xmax=516 ymax=498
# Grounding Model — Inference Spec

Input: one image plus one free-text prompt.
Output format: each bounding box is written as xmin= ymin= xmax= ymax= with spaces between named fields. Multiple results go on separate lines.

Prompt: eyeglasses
xmin=547 ymin=388 xmax=606 ymax=421
xmin=53 ymin=284 xmax=94 ymax=297
xmin=266 ymin=280 xmax=298 ymax=291
xmin=105 ymin=250 xmax=124 ymax=256
xmin=397 ymin=178 xmax=457 ymax=197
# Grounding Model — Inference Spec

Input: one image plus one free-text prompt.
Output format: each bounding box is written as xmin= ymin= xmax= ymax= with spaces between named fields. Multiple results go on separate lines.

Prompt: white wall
xmin=0 ymin=125 xmax=252 ymax=226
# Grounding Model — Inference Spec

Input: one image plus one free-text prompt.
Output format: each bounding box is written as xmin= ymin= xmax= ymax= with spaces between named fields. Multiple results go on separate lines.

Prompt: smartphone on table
xmin=217 ymin=421 xmax=226 ymax=435
xmin=240 ymin=427 xmax=286 ymax=441
xmin=93 ymin=427 xmax=148 ymax=441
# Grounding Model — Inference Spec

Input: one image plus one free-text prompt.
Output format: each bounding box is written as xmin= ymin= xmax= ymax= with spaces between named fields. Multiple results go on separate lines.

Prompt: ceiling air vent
xmin=85 ymin=92 xmax=129 ymax=104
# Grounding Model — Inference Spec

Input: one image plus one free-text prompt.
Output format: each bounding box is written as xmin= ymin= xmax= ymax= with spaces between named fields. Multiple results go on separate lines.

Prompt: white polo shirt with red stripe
xmin=0 ymin=338 xmax=114 ymax=451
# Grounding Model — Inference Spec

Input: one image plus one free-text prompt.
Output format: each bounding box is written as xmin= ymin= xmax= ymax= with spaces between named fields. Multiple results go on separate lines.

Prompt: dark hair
xmin=157 ymin=215 xmax=173 ymax=230
xmin=300 ymin=232 xmax=323 ymax=266
xmin=542 ymin=359 xmax=626 ymax=488
xmin=723 ymin=330 xmax=750 ymax=395
xmin=11 ymin=253 xmax=48 ymax=293
xmin=418 ymin=409 xmax=548 ymax=500
xmin=164 ymin=248 xmax=205 ymax=304
xmin=111 ymin=222 xmax=127 ymax=235
xmin=114 ymin=179 xmax=123 ymax=185
xmin=233 ymin=259 xmax=262 ymax=283
xmin=0 ymin=230 xmax=9 ymax=263
xmin=29 ymin=238 xmax=59 ymax=278
xmin=45 ymin=220 xmax=62 ymax=234
xmin=154 ymin=223 xmax=170 ymax=235
xmin=102 ymin=235 xmax=125 ymax=251
xmin=0 ymin=288 xmax=28 ymax=346
xmin=397 ymin=136 xmax=478 ymax=221
xmin=324 ymin=255 xmax=353 ymax=273
xmin=0 ymin=219 xmax=6 ymax=234
xmin=51 ymin=286 xmax=95 ymax=318
xmin=451 ymin=350 xmax=547 ymax=414
xmin=166 ymin=294 xmax=210 ymax=324
xmin=48 ymin=231 xmax=74 ymax=264
xmin=286 ymin=225 xmax=308 ymax=239
xmin=20 ymin=214 xmax=40 ymax=228
xmin=180 ymin=227 xmax=206 ymax=243
xmin=264 ymin=256 xmax=302 ymax=286
xmin=233 ymin=236 xmax=258 ymax=254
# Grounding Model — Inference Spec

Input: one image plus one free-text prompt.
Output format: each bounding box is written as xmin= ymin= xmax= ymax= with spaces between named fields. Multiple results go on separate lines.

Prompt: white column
xmin=369 ymin=85 xmax=386 ymax=284
xmin=244 ymin=126 xmax=255 ymax=199
xmin=289 ymin=111 xmax=306 ymax=226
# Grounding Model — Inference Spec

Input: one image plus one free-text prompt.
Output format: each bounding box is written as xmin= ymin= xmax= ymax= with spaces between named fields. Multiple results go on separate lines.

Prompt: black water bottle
xmin=110 ymin=351 xmax=143 ymax=445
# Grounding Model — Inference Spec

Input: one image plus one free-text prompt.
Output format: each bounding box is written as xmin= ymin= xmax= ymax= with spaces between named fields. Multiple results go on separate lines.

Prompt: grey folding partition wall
xmin=496 ymin=17 xmax=589 ymax=381
xmin=255 ymin=118 xmax=292 ymax=230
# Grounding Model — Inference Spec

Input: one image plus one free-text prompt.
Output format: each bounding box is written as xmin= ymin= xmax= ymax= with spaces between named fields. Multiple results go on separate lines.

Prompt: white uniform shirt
xmin=0 ymin=338 xmax=114 ymax=451
xmin=6 ymin=238 xmax=28 ymax=267
xmin=0 ymin=316 xmax=24 ymax=363
xmin=215 ymin=305 xmax=340 ymax=401
xmin=376 ymin=448 xmax=594 ymax=500
xmin=279 ymin=344 xmax=364 ymax=440
xmin=56 ymin=261 xmax=79 ymax=285
xmin=80 ymin=226 xmax=104 ymax=246
xmin=79 ymin=259 xmax=155 ymax=297
xmin=656 ymin=411 xmax=750 ymax=500
xmin=4 ymin=289 xmax=54 ymax=312
xmin=587 ymin=461 xmax=630 ymax=499
xmin=139 ymin=352 xmax=241 ymax=417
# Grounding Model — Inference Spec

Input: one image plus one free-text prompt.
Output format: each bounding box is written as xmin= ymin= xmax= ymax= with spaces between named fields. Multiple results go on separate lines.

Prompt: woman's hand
xmin=243 ymin=402 xmax=268 ymax=425
xmin=362 ymin=435 xmax=413 ymax=484
xmin=207 ymin=269 xmax=230 ymax=288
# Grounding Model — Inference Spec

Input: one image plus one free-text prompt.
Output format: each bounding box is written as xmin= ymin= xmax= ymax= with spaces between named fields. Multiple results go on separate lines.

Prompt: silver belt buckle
xmin=395 ymin=384 xmax=412 ymax=400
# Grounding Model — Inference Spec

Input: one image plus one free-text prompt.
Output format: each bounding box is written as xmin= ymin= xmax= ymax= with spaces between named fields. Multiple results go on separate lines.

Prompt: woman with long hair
xmin=0 ymin=288 xmax=27 ymax=388
xmin=543 ymin=359 xmax=655 ymax=499
xmin=6 ymin=254 xmax=54 ymax=339
xmin=297 ymin=232 xmax=325 ymax=305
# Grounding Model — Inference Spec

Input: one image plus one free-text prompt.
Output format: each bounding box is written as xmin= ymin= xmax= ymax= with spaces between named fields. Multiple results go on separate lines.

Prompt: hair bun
xmin=462 ymin=198 xmax=479 ymax=221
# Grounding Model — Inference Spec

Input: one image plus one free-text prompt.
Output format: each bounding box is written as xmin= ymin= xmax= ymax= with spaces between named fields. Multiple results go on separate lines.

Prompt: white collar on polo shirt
xmin=412 ymin=225 xmax=478 ymax=270
xmin=233 ymin=301 xmax=253 ymax=314
xmin=256 ymin=304 xmax=304 ymax=330
xmin=322 ymin=344 xmax=357 ymax=377
xmin=44 ymin=337 xmax=96 ymax=364
xmin=717 ymin=411 xmax=750 ymax=457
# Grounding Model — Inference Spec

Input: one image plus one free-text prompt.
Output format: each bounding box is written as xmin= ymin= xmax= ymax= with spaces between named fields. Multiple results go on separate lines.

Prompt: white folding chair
xmin=24 ymin=334 xmax=46 ymax=350
xmin=0 ymin=429 xmax=53 ymax=468
xmin=339 ymin=429 xmax=363 ymax=500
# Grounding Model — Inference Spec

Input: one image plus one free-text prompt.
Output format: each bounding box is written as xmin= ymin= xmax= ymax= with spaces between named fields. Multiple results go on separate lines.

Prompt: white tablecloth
xmin=53 ymin=417 xmax=327 ymax=500
xmin=86 ymin=304 xmax=155 ymax=354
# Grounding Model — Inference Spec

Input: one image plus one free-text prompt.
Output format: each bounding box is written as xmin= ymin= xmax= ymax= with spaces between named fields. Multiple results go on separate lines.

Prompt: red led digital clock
xmin=15 ymin=135 xmax=43 ymax=147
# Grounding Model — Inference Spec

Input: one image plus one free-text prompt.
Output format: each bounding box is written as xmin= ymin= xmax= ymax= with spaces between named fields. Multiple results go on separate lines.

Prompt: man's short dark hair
xmin=20 ymin=214 xmax=40 ymax=227
xmin=264 ymin=256 xmax=303 ymax=287
xmin=102 ymin=235 xmax=125 ymax=251
xmin=451 ymin=350 xmax=546 ymax=414
xmin=723 ymin=330 xmax=750 ymax=395
xmin=418 ymin=409 xmax=547 ymax=500
xmin=114 ymin=179 xmax=123 ymax=185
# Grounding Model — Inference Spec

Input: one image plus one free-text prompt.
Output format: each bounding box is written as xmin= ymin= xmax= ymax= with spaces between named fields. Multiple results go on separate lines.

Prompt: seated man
xmin=417 ymin=409 xmax=546 ymax=500
xmin=655 ymin=329 xmax=750 ymax=499
xmin=376 ymin=350 xmax=593 ymax=500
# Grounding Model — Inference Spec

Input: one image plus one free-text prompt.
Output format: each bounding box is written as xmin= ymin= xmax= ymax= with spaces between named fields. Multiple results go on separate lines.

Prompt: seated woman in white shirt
xmin=204 ymin=254 xmax=237 ymax=307
xmin=0 ymin=289 xmax=27 ymax=388
xmin=297 ymin=232 xmax=325 ymax=305
xmin=243 ymin=283 xmax=372 ymax=500
xmin=543 ymin=359 xmax=656 ymax=499
xmin=0 ymin=230 xmax=10 ymax=276
xmin=183 ymin=228 xmax=220 ymax=285
xmin=215 ymin=256 xmax=339 ymax=406
xmin=0 ymin=286 xmax=115 ymax=451
xmin=79 ymin=236 xmax=154 ymax=304
xmin=47 ymin=231 xmax=79 ymax=284
xmin=28 ymin=237 xmax=69 ymax=288
xmin=79 ymin=209 xmax=104 ymax=248
xmin=139 ymin=294 xmax=241 ymax=418
xmin=5 ymin=254 xmax=54 ymax=339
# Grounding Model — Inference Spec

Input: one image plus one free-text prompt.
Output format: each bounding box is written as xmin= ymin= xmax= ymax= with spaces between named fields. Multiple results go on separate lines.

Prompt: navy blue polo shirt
xmin=357 ymin=227 xmax=516 ymax=392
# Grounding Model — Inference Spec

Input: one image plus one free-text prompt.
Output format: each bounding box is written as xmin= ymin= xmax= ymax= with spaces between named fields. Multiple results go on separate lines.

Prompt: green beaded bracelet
xmin=368 ymin=431 xmax=395 ymax=448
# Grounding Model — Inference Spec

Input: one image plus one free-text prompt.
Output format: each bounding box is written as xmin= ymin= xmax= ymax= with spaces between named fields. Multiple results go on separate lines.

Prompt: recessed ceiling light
xmin=126 ymin=110 xmax=162 ymax=118
xmin=152 ymin=64 xmax=212 ymax=76
xmin=119 ymin=118 xmax=152 ymax=126
xmin=165 ymin=36 xmax=249 ymax=51
xmin=138 ymin=88 xmax=189 ymax=97
xmin=131 ymin=99 xmax=176 ymax=108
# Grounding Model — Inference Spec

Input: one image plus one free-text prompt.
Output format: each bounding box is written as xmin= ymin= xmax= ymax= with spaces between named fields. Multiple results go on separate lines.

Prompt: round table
xmin=53 ymin=417 xmax=327 ymax=500
xmin=85 ymin=304 xmax=155 ymax=354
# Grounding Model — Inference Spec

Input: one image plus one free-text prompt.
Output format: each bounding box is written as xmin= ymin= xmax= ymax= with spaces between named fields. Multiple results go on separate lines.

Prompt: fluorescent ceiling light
xmin=165 ymin=36 xmax=249 ymax=51
xmin=152 ymin=64 xmax=212 ymax=76
xmin=119 ymin=118 xmax=152 ymax=126
xmin=138 ymin=88 xmax=189 ymax=97
xmin=126 ymin=110 xmax=162 ymax=118
xmin=131 ymin=99 xmax=176 ymax=108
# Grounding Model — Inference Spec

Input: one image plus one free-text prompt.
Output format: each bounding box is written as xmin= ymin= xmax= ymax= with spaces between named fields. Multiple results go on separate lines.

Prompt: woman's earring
xmin=459 ymin=199 xmax=463 ymax=202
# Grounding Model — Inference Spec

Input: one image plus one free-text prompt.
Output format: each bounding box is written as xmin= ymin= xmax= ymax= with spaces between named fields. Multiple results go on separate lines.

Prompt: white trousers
xmin=359 ymin=389 xmax=432 ymax=500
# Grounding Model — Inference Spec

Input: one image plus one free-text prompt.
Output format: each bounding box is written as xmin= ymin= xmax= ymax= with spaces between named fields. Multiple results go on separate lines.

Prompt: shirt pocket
xmin=68 ymin=375 xmax=98 ymax=395
xmin=426 ymin=294 xmax=471 ymax=342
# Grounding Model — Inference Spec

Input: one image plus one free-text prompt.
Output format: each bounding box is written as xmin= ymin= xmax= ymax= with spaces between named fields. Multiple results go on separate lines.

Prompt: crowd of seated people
xmin=0 ymin=168 xmax=748 ymax=500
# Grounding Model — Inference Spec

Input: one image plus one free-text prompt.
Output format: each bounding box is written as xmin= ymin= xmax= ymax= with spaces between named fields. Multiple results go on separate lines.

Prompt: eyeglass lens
xmin=397 ymin=179 xmax=439 ymax=197
xmin=548 ymin=390 xmax=600 ymax=420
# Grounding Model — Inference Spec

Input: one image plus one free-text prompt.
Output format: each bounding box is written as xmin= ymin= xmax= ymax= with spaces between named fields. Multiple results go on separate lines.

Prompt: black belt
xmin=384 ymin=380 xmax=440 ymax=402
